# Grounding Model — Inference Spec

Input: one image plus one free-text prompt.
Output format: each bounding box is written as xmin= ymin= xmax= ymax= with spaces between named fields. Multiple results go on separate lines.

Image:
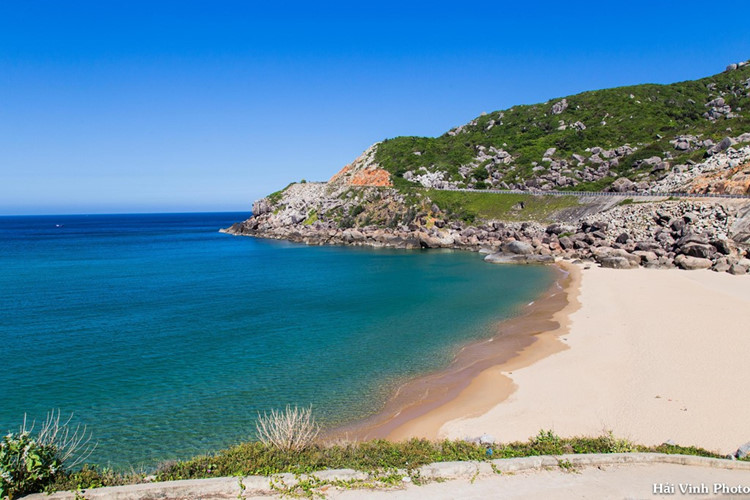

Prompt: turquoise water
xmin=0 ymin=213 xmax=554 ymax=468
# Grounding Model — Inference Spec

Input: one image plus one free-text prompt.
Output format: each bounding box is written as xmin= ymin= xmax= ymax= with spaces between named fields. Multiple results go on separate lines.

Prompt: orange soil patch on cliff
xmin=686 ymin=160 xmax=750 ymax=195
xmin=350 ymin=168 xmax=392 ymax=186
xmin=329 ymin=165 xmax=350 ymax=184
xmin=329 ymin=165 xmax=392 ymax=187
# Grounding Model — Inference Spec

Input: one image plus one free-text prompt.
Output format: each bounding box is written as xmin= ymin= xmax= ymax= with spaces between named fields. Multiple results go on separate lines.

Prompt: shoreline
xmin=423 ymin=266 xmax=750 ymax=454
xmin=327 ymin=261 xmax=580 ymax=442
xmin=330 ymin=262 xmax=750 ymax=456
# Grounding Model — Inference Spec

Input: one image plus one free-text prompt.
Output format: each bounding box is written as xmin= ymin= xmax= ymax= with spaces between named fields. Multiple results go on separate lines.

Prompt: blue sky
xmin=1 ymin=1 xmax=749 ymax=215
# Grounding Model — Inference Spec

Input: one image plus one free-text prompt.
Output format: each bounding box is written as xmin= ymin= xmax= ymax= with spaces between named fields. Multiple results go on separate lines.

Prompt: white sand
xmin=437 ymin=266 xmax=750 ymax=454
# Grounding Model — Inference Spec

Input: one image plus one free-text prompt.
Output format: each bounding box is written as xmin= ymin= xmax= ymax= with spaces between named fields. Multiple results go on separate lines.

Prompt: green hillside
xmin=375 ymin=63 xmax=750 ymax=192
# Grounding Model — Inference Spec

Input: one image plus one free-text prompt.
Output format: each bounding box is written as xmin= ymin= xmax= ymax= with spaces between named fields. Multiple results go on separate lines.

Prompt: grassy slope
xmin=375 ymin=64 xmax=750 ymax=191
xmin=424 ymin=190 xmax=581 ymax=223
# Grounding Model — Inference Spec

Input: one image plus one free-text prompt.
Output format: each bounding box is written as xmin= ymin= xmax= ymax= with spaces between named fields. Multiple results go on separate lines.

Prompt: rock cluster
xmin=648 ymin=145 xmax=750 ymax=194
xmin=403 ymin=168 xmax=462 ymax=189
xmin=704 ymin=97 xmax=737 ymax=121
xmin=224 ymin=185 xmax=750 ymax=276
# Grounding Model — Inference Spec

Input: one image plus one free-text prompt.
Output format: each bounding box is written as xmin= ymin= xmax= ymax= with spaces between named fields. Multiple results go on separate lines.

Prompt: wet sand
xmin=328 ymin=262 xmax=579 ymax=441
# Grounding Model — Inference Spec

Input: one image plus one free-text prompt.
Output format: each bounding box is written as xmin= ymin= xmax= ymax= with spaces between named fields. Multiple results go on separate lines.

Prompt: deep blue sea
xmin=0 ymin=212 xmax=554 ymax=468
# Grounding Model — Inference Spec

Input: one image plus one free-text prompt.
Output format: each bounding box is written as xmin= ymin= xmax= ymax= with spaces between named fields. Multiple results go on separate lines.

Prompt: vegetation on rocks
xmin=374 ymin=63 xmax=750 ymax=192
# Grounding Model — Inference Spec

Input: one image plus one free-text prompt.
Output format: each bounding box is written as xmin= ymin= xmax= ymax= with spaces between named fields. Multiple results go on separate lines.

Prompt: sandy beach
xmin=387 ymin=264 xmax=750 ymax=455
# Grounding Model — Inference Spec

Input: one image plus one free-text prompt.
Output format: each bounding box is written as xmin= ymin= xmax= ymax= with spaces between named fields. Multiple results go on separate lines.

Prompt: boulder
xmin=635 ymin=241 xmax=661 ymax=252
xmin=615 ymin=232 xmax=630 ymax=244
xmin=581 ymin=220 xmax=609 ymax=233
xmin=593 ymin=248 xmax=641 ymax=267
xmin=558 ymin=236 xmax=574 ymax=250
xmin=599 ymin=256 xmax=634 ymax=269
xmin=610 ymin=177 xmax=635 ymax=192
xmin=675 ymin=233 xmax=709 ymax=247
xmin=728 ymin=264 xmax=748 ymax=275
xmin=707 ymin=136 xmax=734 ymax=156
xmin=674 ymin=254 xmax=712 ymax=270
xmin=418 ymin=233 xmax=444 ymax=248
xmin=712 ymin=258 xmax=731 ymax=273
xmin=591 ymin=230 xmax=607 ymax=240
xmin=484 ymin=253 xmax=554 ymax=265
xmin=669 ymin=218 xmax=686 ymax=232
xmin=503 ymin=240 xmax=534 ymax=255
xmin=710 ymin=239 xmax=732 ymax=255
xmin=633 ymin=250 xmax=658 ymax=263
xmin=736 ymin=442 xmax=750 ymax=459
xmin=525 ymin=255 xmax=556 ymax=264
xmin=680 ymin=243 xmax=715 ymax=259
xmin=551 ymin=99 xmax=568 ymax=115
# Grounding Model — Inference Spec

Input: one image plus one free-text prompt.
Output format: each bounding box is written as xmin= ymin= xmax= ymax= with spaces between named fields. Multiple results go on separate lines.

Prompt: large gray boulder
xmin=736 ymin=442 xmax=750 ymax=459
xmin=680 ymin=243 xmax=715 ymax=259
xmin=545 ymin=223 xmax=566 ymax=235
xmin=610 ymin=177 xmax=635 ymax=192
xmin=551 ymin=99 xmax=568 ymax=115
xmin=675 ymin=233 xmax=709 ymax=247
xmin=707 ymin=136 xmax=734 ymax=156
xmin=599 ymin=256 xmax=634 ymax=269
xmin=503 ymin=240 xmax=534 ymax=255
xmin=674 ymin=254 xmax=712 ymax=270
xmin=712 ymin=259 xmax=731 ymax=273
xmin=635 ymin=241 xmax=661 ymax=252
xmin=728 ymin=264 xmax=748 ymax=275
xmin=558 ymin=236 xmax=574 ymax=250
xmin=593 ymin=248 xmax=641 ymax=268
xmin=615 ymin=232 xmax=630 ymax=244
xmin=484 ymin=253 xmax=554 ymax=265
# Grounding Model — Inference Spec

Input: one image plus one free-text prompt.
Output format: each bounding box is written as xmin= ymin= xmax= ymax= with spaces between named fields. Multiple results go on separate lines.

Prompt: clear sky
xmin=2 ymin=1 xmax=749 ymax=215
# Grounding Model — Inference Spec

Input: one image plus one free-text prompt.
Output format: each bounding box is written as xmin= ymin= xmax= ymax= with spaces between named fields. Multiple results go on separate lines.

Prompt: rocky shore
xmin=223 ymin=188 xmax=750 ymax=276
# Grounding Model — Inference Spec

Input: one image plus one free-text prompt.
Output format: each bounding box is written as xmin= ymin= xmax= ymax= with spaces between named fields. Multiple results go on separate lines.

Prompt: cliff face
xmin=224 ymin=61 xmax=750 ymax=275
xmin=328 ymin=144 xmax=392 ymax=187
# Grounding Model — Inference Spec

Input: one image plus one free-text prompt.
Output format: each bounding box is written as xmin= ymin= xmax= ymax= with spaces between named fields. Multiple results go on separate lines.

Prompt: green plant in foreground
xmin=0 ymin=411 xmax=96 ymax=499
xmin=0 ymin=430 xmax=60 ymax=499
xmin=556 ymin=458 xmax=577 ymax=473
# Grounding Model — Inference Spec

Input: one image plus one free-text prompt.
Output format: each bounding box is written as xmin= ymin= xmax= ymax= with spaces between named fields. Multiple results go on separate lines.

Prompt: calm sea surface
xmin=0 ymin=212 xmax=554 ymax=468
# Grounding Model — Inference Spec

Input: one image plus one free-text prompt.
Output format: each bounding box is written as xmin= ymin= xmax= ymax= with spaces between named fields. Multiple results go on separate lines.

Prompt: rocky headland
xmin=224 ymin=61 xmax=750 ymax=275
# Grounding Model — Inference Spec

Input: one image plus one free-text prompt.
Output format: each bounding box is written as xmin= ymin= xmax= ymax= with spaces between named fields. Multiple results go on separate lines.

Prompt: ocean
xmin=0 ymin=212 xmax=554 ymax=468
